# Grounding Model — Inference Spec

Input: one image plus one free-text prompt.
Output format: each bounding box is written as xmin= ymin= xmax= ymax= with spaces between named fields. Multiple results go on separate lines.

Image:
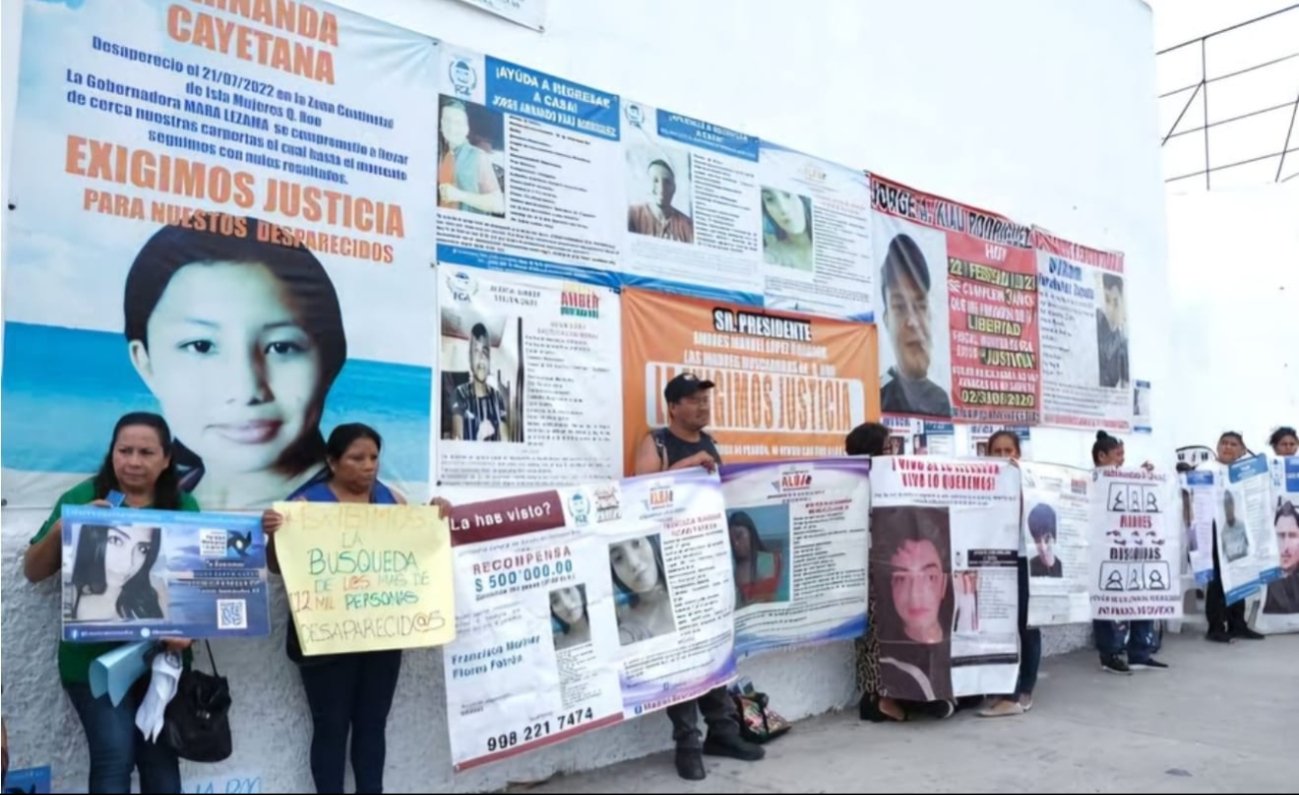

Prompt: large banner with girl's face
xmin=2 ymin=0 xmax=438 ymax=509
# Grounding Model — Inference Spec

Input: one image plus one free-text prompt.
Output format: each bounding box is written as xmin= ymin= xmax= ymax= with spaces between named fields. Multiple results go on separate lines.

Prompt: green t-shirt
xmin=31 ymin=478 xmax=200 ymax=684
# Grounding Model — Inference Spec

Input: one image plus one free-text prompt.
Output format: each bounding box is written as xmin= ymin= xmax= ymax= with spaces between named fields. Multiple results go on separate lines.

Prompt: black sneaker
xmin=1100 ymin=654 xmax=1132 ymax=675
xmin=1129 ymin=658 xmax=1170 ymax=671
xmin=1206 ymin=630 xmax=1235 ymax=644
xmin=1231 ymin=627 xmax=1266 ymax=641
xmin=702 ymin=734 xmax=764 ymax=762
xmin=675 ymin=747 xmax=706 ymax=781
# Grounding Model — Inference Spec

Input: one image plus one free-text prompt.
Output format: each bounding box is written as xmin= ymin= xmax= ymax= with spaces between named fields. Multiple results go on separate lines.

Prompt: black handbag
xmin=163 ymin=641 xmax=232 ymax=763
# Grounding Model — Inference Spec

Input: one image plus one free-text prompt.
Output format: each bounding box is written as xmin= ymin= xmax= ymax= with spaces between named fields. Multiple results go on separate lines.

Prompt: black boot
xmin=675 ymin=747 xmax=705 ymax=781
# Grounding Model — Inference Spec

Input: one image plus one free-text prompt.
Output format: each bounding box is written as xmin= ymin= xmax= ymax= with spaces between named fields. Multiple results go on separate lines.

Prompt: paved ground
xmin=509 ymin=633 xmax=1297 ymax=793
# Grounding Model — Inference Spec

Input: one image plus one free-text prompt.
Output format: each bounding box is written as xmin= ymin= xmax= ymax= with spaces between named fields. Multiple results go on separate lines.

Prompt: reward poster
xmin=3 ymin=0 xmax=438 ymax=509
xmin=443 ymin=468 xmax=736 ymax=771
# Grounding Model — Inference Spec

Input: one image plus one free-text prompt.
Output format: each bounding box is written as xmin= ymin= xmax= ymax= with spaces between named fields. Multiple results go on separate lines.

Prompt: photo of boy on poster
xmin=440 ymin=310 xmax=524 ymax=444
xmin=438 ymin=96 xmax=506 ymax=217
xmin=871 ymin=506 xmax=955 ymax=702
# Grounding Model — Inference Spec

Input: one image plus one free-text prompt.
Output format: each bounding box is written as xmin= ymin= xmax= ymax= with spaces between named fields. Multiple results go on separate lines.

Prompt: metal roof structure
xmin=1158 ymin=4 xmax=1299 ymax=188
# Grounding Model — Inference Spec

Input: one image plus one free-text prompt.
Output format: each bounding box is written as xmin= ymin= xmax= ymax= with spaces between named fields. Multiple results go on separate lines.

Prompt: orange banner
xmin=622 ymin=288 xmax=880 ymax=473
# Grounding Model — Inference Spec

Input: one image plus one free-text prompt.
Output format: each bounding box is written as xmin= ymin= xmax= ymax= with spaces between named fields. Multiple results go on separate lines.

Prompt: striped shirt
xmin=451 ymin=382 xmax=507 ymax=441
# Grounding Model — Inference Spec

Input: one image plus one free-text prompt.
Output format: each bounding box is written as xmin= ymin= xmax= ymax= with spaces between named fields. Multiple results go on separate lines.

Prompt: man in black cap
xmin=633 ymin=372 xmax=724 ymax=476
xmin=632 ymin=371 xmax=764 ymax=781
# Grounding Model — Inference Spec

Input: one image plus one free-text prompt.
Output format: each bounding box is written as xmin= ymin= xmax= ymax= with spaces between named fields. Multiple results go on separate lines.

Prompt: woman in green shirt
xmin=24 ymin=412 xmax=196 ymax=794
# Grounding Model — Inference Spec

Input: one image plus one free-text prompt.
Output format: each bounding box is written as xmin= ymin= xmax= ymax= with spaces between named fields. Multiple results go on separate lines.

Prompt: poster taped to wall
xmin=870 ymin=176 xmax=1040 ymax=424
xmin=272 ymin=502 xmax=456 ymax=656
xmin=453 ymin=0 xmax=547 ymax=31
xmin=868 ymin=457 xmax=1019 ymax=700
xmin=1133 ymin=380 xmax=1152 ymax=433
xmin=720 ymin=458 xmax=870 ymax=655
xmin=1184 ymin=469 xmax=1216 ymax=587
xmin=759 ymin=144 xmax=873 ymax=319
xmin=1033 ymin=229 xmax=1132 ymax=433
xmin=436 ymin=46 xmax=623 ymax=286
xmin=1259 ymin=457 xmax=1299 ymax=633
xmin=1018 ymin=463 xmax=1091 ymax=626
xmin=61 ymin=506 xmax=269 ymax=642
xmin=1090 ymin=468 xmax=1182 ymax=620
xmin=1214 ymin=456 xmax=1282 ymax=605
xmin=1 ymin=0 xmax=439 ymax=510
xmin=437 ymin=265 xmax=623 ymax=487
xmin=443 ymin=468 xmax=736 ymax=771
xmin=620 ymin=100 xmax=763 ymax=303
xmin=620 ymin=287 xmax=878 ymax=473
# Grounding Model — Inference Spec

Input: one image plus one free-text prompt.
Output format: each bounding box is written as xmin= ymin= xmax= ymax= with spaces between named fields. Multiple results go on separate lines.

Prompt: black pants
xmin=1206 ymin=526 xmax=1248 ymax=634
xmin=666 ymin=686 xmax=740 ymax=749
xmin=298 ymin=650 xmax=403 ymax=794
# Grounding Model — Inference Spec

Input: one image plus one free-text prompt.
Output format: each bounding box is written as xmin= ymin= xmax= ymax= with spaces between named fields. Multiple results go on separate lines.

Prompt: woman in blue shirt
xmin=262 ymin=423 xmax=450 ymax=794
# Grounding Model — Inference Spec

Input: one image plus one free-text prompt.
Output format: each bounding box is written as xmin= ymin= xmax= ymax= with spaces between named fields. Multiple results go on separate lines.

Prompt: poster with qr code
xmin=61 ymin=505 xmax=270 ymax=642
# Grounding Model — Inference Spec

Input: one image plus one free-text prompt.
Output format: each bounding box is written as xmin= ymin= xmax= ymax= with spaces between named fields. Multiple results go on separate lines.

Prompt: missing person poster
xmin=720 ymin=458 xmax=870 ymax=655
xmin=1033 ymin=229 xmax=1132 ymax=433
xmin=437 ymin=265 xmax=622 ymax=487
xmin=443 ymin=468 xmax=736 ymax=771
xmin=61 ymin=505 xmax=269 ymax=642
xmin=1259 ymin=457 xmax=1299 ymax=633
xmin=869 ymin=457 xmax=1020 ymax=700
xmin=759 ymin=145 xmax=873 ymax=320
xmin=870 ymin=176 xmax=1040 ymax=424
xmin=620 ymin=287 xmax=878 ymax=473
xmin=1 ymin=0 xmax=439 ymax=510
xmin=272 ymin=502 xmax=456 ymax=656
xmin=435 ymin=46 xmax=622 ymax=285
xmin=1018 ymin=462 xmax=1092 ymax=626
xmin=1091 ymin=468 xmax=1181 ymax=620
xmin=1213 ymin=456 xmax=1282 ymax=605
xmin=621 ymin=100 xmax=763 ymax=303
xmin=1184 ymin=469 xmax=1217 ymax=587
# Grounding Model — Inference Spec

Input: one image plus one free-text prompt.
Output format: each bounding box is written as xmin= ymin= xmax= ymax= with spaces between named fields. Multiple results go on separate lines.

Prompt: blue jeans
xmin=1015 ymin=558 xmax=1042 ymax=696
xmin=298 ymin=650 xmax=402 ymax=794
xmin=1093 ymin=619 xmax=1157 ymax=664
xmin=64 ymin=682 xmax=181 ymax=794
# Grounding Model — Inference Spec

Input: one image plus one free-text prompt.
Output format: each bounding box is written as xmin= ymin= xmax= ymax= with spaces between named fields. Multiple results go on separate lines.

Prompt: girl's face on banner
xmin=131 ymin=261 xmax=324 ymax=476
xmin=104 ymin=525 xmax=154 ymax=588
xmin=610 ymin=537 xmax=659 ymax=594
xmin=762 ymin=189 xmax=806 ymax=236
xmin=550 ymin=587 xmax=584 ymax=625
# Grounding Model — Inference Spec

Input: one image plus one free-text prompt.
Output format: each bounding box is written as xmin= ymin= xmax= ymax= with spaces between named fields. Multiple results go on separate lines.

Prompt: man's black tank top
xmin=653 ymin=428 xmax=722 ymax=469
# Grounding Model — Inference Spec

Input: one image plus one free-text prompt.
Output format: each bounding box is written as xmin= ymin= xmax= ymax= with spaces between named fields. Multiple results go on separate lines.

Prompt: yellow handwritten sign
xmin=274 ymin=502 xmax=455 ymax=655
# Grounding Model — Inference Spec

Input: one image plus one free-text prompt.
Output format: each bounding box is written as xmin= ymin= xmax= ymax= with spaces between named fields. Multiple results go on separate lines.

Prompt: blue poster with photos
xmin=61 ymin=506 xmax=269 ymax=642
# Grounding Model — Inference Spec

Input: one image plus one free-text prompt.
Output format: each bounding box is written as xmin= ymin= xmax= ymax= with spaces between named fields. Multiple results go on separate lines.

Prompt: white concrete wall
xmin=1 ymin=0 xmax=1169 ymax=791
xmin=1164 ymin=183 xmax=1299 ymax=450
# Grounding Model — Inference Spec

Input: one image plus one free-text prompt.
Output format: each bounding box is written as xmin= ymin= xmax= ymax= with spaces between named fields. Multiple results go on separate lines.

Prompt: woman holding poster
xmin=262 ymin=424 xmax=452 ymax=795
xmin=23 ymin=413 xmax=197 ymax=794
xmin=979 ymin=430 xmax=1041 ymax=718
xmin=123 ymin=217 xmax=347 ymax=510
xmin=1091 ymin=432 xmax=1171 ymax=670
